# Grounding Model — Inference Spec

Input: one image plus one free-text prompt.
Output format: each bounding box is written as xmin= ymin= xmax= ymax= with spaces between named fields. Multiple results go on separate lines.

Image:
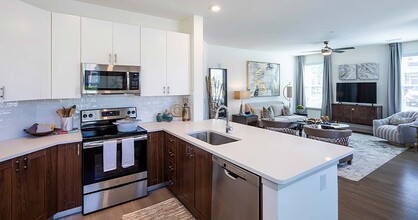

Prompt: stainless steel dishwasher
xmin=212 ymin=155 xmax=261 ymax=220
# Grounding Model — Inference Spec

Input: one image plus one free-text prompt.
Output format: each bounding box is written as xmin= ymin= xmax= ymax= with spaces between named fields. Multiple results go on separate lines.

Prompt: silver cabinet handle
xmin=114 ymin=53 xmax=117 ymax=64
xmin=0 ymin=86 xmax=5 ymax=100
xmin=108 ymin=53 xmax=112 ymax=63
xmin=77 ymin=144 xmax=80 ymax=156
xmin=83 ymin=135 xmax=147 ymax=149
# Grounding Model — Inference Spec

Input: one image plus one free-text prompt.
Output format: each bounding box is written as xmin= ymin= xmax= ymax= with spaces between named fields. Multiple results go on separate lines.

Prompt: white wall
xmin=21 ymin=0 xmax=180 ymax=32
xmin=206 ymin=45 xmax=296 ymax=118
xmin=305 ymin=44 xmax=390 ymax=117
xmin=403 ymin=40 xmax=418 ymax=55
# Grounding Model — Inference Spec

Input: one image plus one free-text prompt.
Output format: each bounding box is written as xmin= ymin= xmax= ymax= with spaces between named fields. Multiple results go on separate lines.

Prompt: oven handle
xmin=83 ymin=135 xmax=147 ymax=149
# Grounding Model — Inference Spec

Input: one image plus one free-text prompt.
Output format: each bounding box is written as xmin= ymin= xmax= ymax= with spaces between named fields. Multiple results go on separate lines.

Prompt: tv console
xmin=332 ymin=103 xmax=382 ymax=126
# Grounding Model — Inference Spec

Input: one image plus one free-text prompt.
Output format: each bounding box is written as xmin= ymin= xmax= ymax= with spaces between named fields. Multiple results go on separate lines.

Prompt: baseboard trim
xmin=53 ymin=207 xmax=81 ymax=219
xmin=148 ymin=182 xmax=168 ymax=192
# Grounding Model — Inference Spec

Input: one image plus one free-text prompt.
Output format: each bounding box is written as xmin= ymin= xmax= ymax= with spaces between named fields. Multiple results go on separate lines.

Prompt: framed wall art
xmin=339 ymin=64 xmax=357 ymax=80
xmin=357 ymin=63 xmax=379 ymax=79
xmin=247 ymin=61 xmax=280 ymax=97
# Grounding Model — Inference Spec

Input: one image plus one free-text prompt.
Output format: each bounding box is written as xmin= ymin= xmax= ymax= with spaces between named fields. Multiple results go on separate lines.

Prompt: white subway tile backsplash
xmin=0 ymin=95 xmax=187 ymax=141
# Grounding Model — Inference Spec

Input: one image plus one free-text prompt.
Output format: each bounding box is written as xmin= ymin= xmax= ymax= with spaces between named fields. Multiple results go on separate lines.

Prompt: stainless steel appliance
xmin=212 ymin=155 xmax=261 ymax=220
xmin=81 ymin=64 xmax=140 ymax=95
xmin=81 ymin=107 xmax=147 ymax=214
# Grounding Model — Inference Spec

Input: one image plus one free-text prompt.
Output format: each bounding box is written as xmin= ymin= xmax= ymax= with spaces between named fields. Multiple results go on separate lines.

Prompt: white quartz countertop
xmin=0 ymin=132 xmax=82 ymax=163
xmin=140 ymin=119 xmax=354 ymax=185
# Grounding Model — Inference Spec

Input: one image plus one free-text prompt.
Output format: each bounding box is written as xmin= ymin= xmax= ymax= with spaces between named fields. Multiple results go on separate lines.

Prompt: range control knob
xmin=83 ymin=114 xmax=87 ymax=118
xmin=88 ymin=114 xmax=93 ymax=118
xmin=127 ymin=111 xmax=131 ymax=115
xmin=132 ymin=111 xmax=136 ymax=114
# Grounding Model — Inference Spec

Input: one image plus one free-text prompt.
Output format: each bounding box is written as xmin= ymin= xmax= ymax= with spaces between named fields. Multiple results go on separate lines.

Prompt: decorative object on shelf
xmin=296 ymin=105 xmax=305 ymax=114
xmin=339 ymin=64 xmax=357 ymax=80
xmin=182 ymin=101 xmax=191 ymax=121
xmin=156 ymin=113 xmax=163 ymax=122
xmin=247 ymin=61 xmax=280 ymax=97
xmin=162 ymin=109 xmax=173 ymax=122
xmin=321 ymin=115 xmax=330 ymax=123
xmin=170 ymin=104 xmax=182 ymax=117
xmin=206 ymin=68 xmax=227 ymax=119
xmin=24 ymin=123 xmax=55 ymax=136
xmin=282 ymin=82 xmax=292 ymax=108
xmin=233 ymin=90 xmax=251 ymax=115
xmin=357 ymin=63 xmax=379 ymax=79
xmin=57 ymin=105 xmax=76 ymax=131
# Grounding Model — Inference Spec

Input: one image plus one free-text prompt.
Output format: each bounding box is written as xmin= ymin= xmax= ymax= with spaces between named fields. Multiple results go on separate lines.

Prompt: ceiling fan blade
xmin=333 ymin=47 xmax=355 ymax=51
xmin=303 ymin=50 xmax=321 ymax=53
xmin=332 ymin=50 xmax=345 ymax=53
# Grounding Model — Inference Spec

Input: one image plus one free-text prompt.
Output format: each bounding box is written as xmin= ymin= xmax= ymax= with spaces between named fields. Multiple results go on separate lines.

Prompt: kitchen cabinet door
xmin=0 ymin=0 xmax=51 ymax=101
xmin=81 ymin=17 xmax=113 ymax=64
xmin=178 ymin=140 xmax=195 ymax=209
xmin=113 ymin=23 xmax=141 ymax=66
xmin=166 ymin=31 xmax=190 ymax=96
xmin=147 ymin=132 xmax=165 ymax=186
xmin=57 ymin=143 xmax=82 ymax=212
xmin=193 ymin=147 xmax=212 ymax=220
xmin=12 ymin=150 xmax=48 ymax=220
xmin=52 ymin=13 xmax=81 ymax=99
xmin=0 ymin=160 xmax=12 ymax=220
xmin=140 ymin=28 xmax=167 ymax=96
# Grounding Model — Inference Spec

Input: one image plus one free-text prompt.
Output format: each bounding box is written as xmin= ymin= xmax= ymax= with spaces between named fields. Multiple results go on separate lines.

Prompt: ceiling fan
xmin=306 ymin=41 xmax=355 ymax=56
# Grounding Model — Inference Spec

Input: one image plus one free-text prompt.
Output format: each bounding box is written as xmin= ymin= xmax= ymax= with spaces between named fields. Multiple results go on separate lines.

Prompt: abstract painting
xmin=339 ymin=64 xmax=357 ymax=80
xmin=357 ymin=63 xmax=379 ymax=79
xmin=247 ymin=61 xmax=280 ymax=97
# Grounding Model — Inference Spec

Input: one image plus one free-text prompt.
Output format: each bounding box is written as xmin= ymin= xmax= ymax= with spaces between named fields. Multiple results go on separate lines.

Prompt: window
xmin=401 ymin=55 xmax=418 ymax=111
xmin=304 ymin=64 xmax=323 ymax=108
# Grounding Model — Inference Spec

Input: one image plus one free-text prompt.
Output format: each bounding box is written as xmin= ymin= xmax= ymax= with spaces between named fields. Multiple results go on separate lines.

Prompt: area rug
xmin=122 ymin=198 xmax=195 ymax=220
xmin=337 ymin=133 xmax=407 ymax=181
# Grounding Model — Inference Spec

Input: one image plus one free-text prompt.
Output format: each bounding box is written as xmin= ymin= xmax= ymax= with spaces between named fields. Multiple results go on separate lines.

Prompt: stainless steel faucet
xmin=215 ymin=105 xmax=233 ymax=133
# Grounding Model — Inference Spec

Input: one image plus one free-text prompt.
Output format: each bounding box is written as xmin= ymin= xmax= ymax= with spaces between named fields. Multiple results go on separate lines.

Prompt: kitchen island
xmin=141 ymin=119 xmax=353 ymax=220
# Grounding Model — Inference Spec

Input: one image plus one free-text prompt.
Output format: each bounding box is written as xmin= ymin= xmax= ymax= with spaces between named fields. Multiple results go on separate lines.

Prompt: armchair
xmin=373 ymin=111 xmax=418 ymax=146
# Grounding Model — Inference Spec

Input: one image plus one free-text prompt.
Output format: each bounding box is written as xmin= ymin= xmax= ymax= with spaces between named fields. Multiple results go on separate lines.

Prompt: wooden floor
xmin=60 ymin=188 xmax=174 ymax=220
xmin=61 ymin=151 xmax=418 ymax=220
xmin=339 ymin=150 xmax=418 ymax=220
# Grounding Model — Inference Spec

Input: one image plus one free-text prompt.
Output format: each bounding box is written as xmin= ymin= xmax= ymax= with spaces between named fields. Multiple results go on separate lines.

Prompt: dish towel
xmin=103 ymin=140 xmax=117 ymax=172
xmin=122 ymin=138 xmax=135 ymax=168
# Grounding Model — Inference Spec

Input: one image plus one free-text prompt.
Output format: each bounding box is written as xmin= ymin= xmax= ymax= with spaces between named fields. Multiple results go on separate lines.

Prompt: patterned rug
xmin=337 ymin=133 xmax=407 ymax=181
xmin=122 ymin=198 xmax=195 ymax=220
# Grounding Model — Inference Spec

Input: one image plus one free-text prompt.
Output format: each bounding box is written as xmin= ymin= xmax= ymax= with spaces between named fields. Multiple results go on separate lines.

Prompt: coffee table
xmin=320 ymin=123 xmax=350 ymax=130
xmin=409 ymin=125 xmax=418 ymax=152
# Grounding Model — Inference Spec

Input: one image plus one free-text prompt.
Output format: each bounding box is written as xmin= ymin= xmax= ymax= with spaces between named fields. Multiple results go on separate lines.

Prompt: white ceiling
xmin=76 ymin=0 xmax=418 ymax=55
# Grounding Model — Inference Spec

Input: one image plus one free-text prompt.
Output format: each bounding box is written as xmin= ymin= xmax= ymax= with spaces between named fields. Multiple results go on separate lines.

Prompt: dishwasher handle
xmin=224 ymin=169 xmax=239 ymax=180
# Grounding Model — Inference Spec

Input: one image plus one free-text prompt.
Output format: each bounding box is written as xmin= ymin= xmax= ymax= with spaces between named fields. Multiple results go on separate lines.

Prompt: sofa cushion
xmin=263 ymin=106 xmax=275 ymax=119
xmin=271 ymin=104 xmax=284 ymax=116
xmin=282 ymin=106 xmax=291 ymax=116
xmin=389 ymin=115 xmax=415 ymax=125
xmin=375 ymin=125 xmax=400 ymax=143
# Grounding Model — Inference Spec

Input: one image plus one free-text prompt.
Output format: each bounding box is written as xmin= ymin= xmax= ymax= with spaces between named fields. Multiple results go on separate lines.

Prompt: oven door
xmin=82 ymin=135 xmax=147 ymax=186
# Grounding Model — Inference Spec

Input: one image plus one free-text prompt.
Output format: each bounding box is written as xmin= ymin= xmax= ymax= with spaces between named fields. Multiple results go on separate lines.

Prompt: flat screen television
xmin=336 ymin=82 xmax=377 ymax=104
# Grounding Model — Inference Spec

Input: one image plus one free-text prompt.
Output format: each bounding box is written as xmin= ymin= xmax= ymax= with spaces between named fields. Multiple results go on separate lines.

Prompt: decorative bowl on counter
xmin=24 ymin=123 xmax=55 ymax=137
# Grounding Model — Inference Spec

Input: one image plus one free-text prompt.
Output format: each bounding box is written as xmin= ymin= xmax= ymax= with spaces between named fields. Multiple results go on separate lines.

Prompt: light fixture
xmin=210 ymin=5 xmax=221 ymax=12
xmin=321 ymin=47 xmax=332 ymax=56
xmin=283 ymin=82 xmax=293 ymax=108
xmin=234 ymin=90 xmax=251 ymax=115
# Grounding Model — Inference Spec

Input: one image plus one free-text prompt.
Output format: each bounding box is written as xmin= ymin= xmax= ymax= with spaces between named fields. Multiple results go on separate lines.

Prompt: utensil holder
xmin=61 ymin=117 xmax=73 ymax=131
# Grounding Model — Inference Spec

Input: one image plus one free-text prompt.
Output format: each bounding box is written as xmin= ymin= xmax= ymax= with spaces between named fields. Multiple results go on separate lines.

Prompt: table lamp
xmin=234 ymin=90 xmax=251 ymax=115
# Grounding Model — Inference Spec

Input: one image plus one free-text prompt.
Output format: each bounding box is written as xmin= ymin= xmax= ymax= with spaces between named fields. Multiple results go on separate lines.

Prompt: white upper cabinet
xmin=0 ymin=0 xmax=51 ymax=101
xmin=141 ymin=28 xmax=190 ymax=96
xmin=166 ymin=32 xmax=190 ymax=96
xmin=52 ymin=13 xmax=81 ymax=99
xmin=81 ymin=18 xmax=113 ymax=64
xmin=140 ymin=28 xmax=167 ymax=96
xmin=113 ymin=23 xmax=141 ymax=66
xmin=81 ymin=18 xmax=140 ymax=65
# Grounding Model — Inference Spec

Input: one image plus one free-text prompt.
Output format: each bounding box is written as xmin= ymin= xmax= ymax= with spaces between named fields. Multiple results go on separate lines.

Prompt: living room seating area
xmin=373 ymin=111 xmax=418 ymax=146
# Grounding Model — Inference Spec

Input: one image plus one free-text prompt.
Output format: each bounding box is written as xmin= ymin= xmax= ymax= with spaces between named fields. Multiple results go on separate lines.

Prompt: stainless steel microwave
xmin=81 ymin=64 xmax=140 ymax=95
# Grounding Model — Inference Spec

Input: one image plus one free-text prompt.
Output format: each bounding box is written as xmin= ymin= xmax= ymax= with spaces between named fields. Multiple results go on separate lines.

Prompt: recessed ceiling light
xmin=211 ymin=5 xmax=221 ymax=12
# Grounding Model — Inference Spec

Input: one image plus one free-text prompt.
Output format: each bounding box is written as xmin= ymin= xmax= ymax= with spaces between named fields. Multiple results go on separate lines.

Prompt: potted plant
xmin=296 ymin=105 xmax=305 ymax=114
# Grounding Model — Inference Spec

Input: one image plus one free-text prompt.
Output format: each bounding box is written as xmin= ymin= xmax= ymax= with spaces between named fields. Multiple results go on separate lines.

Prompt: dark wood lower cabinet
xmin=167 ymin=134 xmax=212 ymax=220
xmin=0 ymin=160 xmax=12 ymax=220
xmin=57 ymin=143 xmax=82 ymax=212
xmin=147 ymin=131 xmax=166 ymax=186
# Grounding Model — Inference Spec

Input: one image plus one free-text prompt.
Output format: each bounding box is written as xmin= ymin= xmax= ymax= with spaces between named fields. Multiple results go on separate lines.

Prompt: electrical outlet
xmin=320 ymin=174 xmax=327 ymax=191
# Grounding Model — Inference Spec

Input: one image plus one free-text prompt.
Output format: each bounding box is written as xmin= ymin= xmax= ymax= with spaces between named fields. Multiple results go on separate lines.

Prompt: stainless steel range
xmin=80 ymin=107 xmax=147 ymax=215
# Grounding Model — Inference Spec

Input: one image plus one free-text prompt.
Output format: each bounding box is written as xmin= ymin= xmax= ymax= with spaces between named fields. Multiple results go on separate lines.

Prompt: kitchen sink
xmin=188 ymin=130 xmax=240 ymax=145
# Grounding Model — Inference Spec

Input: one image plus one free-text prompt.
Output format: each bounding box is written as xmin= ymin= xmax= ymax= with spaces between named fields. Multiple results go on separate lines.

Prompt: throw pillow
xmin=282 ymin=106 xmax=291 ymax=116
xmin=389 ymin=115 xmax=415 ymax=125
xmin=271 ymin=104 xmax=284 ymax=117
xmin=262 ymin=106 xmax=274 ymax=119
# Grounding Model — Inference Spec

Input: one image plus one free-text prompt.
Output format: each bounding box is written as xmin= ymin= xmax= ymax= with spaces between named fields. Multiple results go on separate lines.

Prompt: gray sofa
xmin=245 ymin=101 xmax=306 ymax=127
xmin=373 ymin=111 xmax=418 ymax=146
